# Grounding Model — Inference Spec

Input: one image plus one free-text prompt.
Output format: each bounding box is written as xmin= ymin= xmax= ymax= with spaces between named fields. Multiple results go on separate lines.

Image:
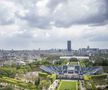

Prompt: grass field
xmin=69 ymin=62 xmax=78 ymax=66
xmin=57 ymin=81 xmax=78 ymax=90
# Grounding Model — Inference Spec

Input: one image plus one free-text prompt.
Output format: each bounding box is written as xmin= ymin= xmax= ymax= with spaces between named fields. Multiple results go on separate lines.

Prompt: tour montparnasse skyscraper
xmin=67 ymin=40 xmax=72 ymax=51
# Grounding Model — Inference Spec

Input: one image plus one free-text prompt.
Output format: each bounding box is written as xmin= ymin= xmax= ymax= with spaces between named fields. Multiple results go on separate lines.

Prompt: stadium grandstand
xmin=40 ymin=65 xmax=103 ymax=76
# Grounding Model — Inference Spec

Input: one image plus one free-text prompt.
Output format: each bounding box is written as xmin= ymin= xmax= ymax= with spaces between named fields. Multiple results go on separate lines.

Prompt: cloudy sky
xmin=0 ymin=0 xmax=108 ymax=50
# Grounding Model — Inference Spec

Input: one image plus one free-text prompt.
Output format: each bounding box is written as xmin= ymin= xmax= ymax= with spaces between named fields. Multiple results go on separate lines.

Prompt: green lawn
xmin=57 ymin=81 xmax=77 ymax=90
xmin=69 ymin=62 xmax=78 ymax=66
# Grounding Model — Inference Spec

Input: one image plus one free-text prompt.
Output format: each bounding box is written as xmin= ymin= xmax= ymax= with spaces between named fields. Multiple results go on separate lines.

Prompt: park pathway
xmin=48 ymin=80 xmax=59 ymax=90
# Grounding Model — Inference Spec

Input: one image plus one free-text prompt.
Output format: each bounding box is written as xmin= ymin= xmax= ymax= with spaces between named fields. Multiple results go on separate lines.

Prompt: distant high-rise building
xmin=87 ymin=46 xmax=90 ymax=50
xmin=67 ymin=40 xmax=71 ymax=51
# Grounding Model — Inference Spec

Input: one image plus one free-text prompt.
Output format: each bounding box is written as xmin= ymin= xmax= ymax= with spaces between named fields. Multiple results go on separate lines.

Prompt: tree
xmin=39 ymin=80 xmax=51 ymax=90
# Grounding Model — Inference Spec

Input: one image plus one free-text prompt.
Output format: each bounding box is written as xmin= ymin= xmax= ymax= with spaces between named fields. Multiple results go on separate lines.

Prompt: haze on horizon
xmin=0 ymin=0 xmax=108 ymax=50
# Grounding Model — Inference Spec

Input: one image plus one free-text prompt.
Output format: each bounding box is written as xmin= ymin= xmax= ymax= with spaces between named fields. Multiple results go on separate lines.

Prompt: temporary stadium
xmin=40 ymin=65 xmax=103 ymax=76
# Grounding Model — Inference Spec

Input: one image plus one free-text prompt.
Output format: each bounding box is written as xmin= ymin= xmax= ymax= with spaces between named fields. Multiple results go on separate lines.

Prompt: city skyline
xmin=0 ymin=0 xmax=108 ymax=49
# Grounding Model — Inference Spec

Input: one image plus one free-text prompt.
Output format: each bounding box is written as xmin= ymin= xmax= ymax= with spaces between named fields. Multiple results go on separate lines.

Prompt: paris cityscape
xmin=0 ymin=0 xmax=108 ymax=90
xmin=0 ymin=41 xmax=108 ymax=90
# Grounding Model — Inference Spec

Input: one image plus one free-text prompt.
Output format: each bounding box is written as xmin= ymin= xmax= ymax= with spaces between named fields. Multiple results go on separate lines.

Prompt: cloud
xmin=0 ymin=0 xmax=108 ymax=49
xmin=0 ymin=1 xmax=16 ymax=25
xmin=0 ymin=0 xmax=106 ymax=28
xmin=0 ymin=24 xmax=108 ymax=49
xmin=35 ymin=0 xmax=107 ymax=27
xmin=52 ymin=0 xmax=108 ymax=27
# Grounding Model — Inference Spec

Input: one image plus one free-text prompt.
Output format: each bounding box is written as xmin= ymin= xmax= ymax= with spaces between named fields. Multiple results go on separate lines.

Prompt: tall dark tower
xmin=67 ymin=40 xmax=71 ymax=51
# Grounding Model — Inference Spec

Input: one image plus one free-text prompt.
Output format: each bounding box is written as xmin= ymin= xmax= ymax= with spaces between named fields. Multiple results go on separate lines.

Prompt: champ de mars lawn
xmin=57 ymin=81 xmax=78 ymax=90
